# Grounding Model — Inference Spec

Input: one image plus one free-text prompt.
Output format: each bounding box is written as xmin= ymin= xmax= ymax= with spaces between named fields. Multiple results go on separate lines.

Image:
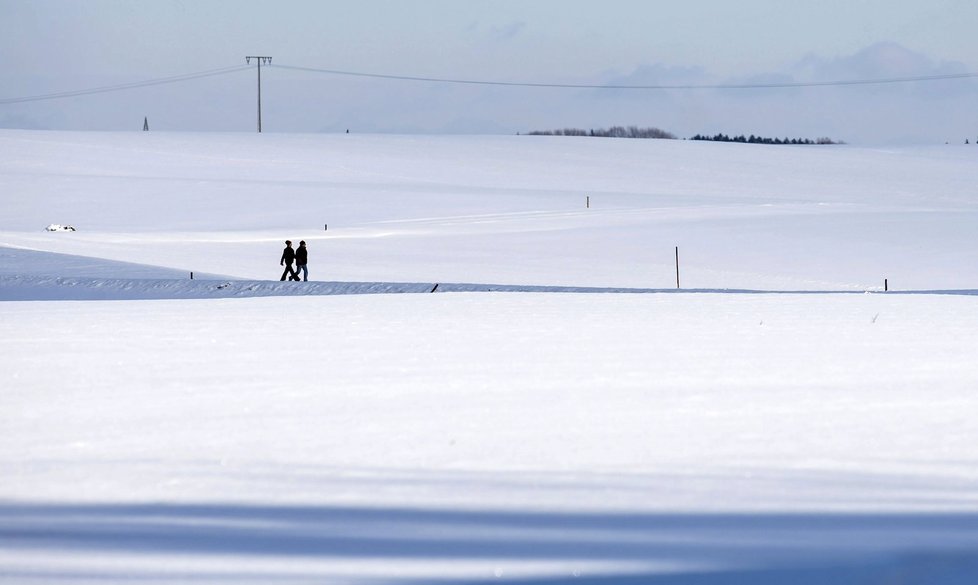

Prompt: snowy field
xmin=2 ymin=130 xmax=978 ymax=583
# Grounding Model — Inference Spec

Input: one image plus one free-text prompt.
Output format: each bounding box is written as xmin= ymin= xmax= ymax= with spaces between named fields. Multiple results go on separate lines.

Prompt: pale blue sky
xmin=2 ymin=0 xmax=976 ymax=143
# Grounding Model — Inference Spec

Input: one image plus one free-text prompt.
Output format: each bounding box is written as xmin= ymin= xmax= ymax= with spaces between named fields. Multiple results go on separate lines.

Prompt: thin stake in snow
xmin=675 ymin=246 xmax=681 ymax=289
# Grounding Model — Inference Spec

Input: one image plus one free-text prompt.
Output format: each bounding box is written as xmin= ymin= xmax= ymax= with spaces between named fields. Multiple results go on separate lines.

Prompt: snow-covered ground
xmin=2 ymin=130 xmax=978 ymax=583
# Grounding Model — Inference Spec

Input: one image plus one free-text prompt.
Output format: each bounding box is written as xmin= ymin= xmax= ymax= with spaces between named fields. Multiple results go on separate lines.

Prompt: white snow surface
xmin=2 ymin=130 xmax=978 ymax=584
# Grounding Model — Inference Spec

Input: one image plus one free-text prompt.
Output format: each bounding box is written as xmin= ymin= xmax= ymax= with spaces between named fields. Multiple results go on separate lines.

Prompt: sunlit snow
xmin=2 ymin=130 xmax=978 ymax=584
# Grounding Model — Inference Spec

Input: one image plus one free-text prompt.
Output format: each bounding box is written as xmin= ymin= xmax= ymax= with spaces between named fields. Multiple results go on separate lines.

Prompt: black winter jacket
xmin=281 ymin=246 xmax=296 ymax=264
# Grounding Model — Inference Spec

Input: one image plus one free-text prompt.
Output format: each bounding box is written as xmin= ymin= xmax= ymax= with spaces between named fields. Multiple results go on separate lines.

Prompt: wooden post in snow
xmin=675 ymin=246 xmax=680 ymax=289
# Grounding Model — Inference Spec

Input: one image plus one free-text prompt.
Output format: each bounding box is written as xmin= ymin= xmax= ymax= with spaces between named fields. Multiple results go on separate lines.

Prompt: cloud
xmin=597 ymin=42 xmax=972 ymax=93
xmin=795 ymin=42 xmax=969 ymax=80
xmin=593 ymin=64 xmax=711 ymax=102
xmin=465 ymin=20 xmax=526 ymax=43
xmin=602 ymin=63 xmax=711 ymax=86
xmin=0 ymin=113 xmax=49 ymax=130
xmin=566 ymin=42 xmax=977 ymax=144
xmin=489 ymin=21 xmax=525 ymax=42
xmin=790 ymin=42 xmax=975 ymax=97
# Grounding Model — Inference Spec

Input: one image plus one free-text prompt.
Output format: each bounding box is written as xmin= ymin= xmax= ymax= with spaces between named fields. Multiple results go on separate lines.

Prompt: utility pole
xmin=245 ymin=56 xmax=272 ymax=132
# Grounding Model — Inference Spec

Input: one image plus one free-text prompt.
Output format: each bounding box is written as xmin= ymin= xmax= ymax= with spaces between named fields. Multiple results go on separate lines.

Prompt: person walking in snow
xmin=280 ymin=240 xmax=300 ymax=281
xmin=295 ymin=240 xmax=308 ymax=282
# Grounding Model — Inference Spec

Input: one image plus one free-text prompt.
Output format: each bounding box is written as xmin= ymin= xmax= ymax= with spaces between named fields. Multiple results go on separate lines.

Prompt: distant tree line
xmin=525 ymin=126 xmax=844 ymax=145
xmin=690 ymin=133 xmax=841 ymax=145
xmin=527 ymin=126 xmax=677 ymax=139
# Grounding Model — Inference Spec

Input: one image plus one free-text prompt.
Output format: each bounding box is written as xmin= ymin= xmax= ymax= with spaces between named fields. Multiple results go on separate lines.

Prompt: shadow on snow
xmin=3 ymin=275 xmax=978 ymax=302
xmin=3 ymin=502 xmax=978 ymax=583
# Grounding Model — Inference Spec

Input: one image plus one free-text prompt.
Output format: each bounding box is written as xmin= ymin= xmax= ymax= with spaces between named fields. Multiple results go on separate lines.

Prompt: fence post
xmin=675 ymin=246 xmax=680 ymax=289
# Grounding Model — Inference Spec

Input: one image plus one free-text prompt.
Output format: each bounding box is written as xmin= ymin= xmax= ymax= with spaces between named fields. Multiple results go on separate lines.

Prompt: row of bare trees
xmin=527 ymin=126 xmax=676 ymax=139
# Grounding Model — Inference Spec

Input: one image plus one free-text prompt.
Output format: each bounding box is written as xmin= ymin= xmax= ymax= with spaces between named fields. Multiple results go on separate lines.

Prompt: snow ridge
xmin=3 ymin=274 xmax=976 ymax=302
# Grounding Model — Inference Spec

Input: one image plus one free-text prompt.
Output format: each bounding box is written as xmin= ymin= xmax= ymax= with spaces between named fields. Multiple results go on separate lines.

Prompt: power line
xmin=275 ymin=63 xmax=978 ymax=90
xmin=0 ymin=65 xmax=251 ymax=105
xmin=3 ymin=61 xmax=974 ymax=109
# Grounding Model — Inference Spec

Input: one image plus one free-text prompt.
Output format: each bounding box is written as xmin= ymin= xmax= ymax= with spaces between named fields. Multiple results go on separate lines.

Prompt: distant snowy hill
xmin=2 ymin=130 xmax=977 ymax=292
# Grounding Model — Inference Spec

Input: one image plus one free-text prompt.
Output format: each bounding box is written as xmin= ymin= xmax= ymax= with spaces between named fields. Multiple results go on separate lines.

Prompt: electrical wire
xmin=0 ymin=65 xmax=252 ymax=105
xmin=275 ymin=63 xmax=978 ymax=90
xmin=3 ymin=62 xmax=975 ymax=106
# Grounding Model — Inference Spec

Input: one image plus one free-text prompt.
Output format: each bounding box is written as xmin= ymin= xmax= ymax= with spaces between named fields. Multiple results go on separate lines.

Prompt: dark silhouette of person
xmin=280 ymin=240 xmax=300 ymax=281
xmin=295 ymin=240 xmax=308 ymax=281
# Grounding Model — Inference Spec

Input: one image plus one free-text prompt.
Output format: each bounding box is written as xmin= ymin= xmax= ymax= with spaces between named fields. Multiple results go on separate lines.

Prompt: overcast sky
xmin=2 ymin=0 xmax=976 ymax=144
